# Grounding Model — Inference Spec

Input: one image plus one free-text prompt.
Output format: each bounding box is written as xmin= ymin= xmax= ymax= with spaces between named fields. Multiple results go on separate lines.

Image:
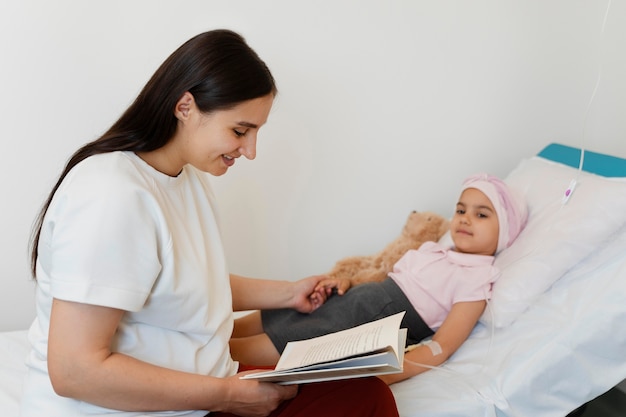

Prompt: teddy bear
xmin=327 ymin=211 xmax=449 ymax=286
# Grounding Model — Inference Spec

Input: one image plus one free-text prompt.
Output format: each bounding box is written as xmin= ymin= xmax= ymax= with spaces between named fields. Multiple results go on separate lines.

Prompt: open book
xmin=240 ymin=312 xmax=407 ymax=385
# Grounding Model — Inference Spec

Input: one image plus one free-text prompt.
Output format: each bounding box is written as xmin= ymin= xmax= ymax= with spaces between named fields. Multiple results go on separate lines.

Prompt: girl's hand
xmin=315 ymin=277 xmax=352 ymax=296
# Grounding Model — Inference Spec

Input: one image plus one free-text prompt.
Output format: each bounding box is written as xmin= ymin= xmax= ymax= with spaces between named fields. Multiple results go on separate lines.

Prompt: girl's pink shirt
xmin=389 ymin=241 xmax=499 ymax=329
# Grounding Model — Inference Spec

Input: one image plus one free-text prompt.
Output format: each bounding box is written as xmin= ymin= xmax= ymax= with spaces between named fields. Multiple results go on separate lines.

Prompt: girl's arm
xmin=47 ymin=298 xmax=297 ymax=415
xmin=230 ymin=274 xmax=327 ymax=313
xmin=378 ymin=299 xmax=486 ymax=385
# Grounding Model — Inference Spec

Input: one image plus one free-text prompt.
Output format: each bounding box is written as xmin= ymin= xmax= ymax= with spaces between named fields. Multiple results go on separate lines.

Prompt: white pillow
xmin=479 ymin=156 xmax=626 ymax=328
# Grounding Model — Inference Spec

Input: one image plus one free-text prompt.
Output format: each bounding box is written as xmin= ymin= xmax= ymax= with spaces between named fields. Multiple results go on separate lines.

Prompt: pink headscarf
xmin=461 ymin=173 xmax=528 ymax=254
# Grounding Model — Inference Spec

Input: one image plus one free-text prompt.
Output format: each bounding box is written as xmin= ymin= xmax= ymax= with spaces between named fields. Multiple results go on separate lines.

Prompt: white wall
xmin=1 ymin=0 xmax=624 ymax=331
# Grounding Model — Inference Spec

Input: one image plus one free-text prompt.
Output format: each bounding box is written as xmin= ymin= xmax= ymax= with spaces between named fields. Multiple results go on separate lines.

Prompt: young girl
xmin=230 ymin=174 xmax=528 ymax=384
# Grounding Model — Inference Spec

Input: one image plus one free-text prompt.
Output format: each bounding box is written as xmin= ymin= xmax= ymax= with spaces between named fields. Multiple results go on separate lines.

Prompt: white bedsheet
xmin=0 ymin=329 xmax=29 ymax=417
xmin=3 ymin=224 xmax=626 ymax=417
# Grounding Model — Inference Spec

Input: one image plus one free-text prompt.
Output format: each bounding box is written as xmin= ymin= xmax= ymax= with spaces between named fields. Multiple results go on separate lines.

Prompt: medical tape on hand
xmin=422 ymin=340 xmax=443 ymax=356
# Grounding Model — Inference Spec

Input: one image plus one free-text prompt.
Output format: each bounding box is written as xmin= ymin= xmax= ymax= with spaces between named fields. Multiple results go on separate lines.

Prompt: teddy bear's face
xmin=327 ymin=210 xmax=450 ymax=284
xmin=403 ymin=211 xmax=448 ymax=239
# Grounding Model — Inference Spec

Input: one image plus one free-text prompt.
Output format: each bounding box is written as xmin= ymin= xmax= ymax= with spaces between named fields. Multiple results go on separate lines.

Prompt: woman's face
xmin=170 ymin=93 xmax=274 ymax=176
xmin=450 ymin=188 xmax=499 ymax=256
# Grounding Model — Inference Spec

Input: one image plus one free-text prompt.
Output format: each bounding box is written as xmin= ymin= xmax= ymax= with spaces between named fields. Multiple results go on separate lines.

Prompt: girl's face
xmin=450 ymin=188 xmax=499 ymax=256
xmin=157 ymin=93 xmax=274 ymax=176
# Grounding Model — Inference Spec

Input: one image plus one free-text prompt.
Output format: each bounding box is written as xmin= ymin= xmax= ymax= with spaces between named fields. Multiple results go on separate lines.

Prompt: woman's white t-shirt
xmin=21 ymin=152 xmax=237 ymax=417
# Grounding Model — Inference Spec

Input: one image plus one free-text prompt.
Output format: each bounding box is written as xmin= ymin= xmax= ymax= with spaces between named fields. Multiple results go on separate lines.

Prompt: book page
xmin=275 ymin=312 xmax=405 ymax=371
xmin=241 ymin=317 xmax=407 ymax=385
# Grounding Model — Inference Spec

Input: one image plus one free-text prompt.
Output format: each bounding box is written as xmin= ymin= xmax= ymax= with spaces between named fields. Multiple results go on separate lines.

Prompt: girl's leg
xmin=229 ymin=332 xmax=281 ymax=366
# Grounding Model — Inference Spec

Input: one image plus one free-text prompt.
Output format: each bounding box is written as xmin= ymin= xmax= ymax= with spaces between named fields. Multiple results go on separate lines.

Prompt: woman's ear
xmin=174 ymin=92 xmax=194 ymax=120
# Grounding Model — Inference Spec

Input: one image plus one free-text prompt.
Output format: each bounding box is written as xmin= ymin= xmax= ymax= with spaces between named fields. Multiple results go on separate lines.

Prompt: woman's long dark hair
xmin=29 ymin=29 xmax=277 ymax=277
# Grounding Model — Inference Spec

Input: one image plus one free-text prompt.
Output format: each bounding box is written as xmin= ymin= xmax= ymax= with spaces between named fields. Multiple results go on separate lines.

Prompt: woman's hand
xmin=231 ymin=274 xmax=335 ymax=313
xmin=216 ymin=372 xmax=298 ymax=417
xmin=315 ymin=277 xmax=352 ymax=296
xmin=289 ymin=275 xmax=330 ymax=313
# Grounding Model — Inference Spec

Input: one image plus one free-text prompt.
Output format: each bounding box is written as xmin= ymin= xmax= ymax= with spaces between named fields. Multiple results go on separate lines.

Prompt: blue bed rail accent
xmin=537 ymin=143 xmax=626 ymax=177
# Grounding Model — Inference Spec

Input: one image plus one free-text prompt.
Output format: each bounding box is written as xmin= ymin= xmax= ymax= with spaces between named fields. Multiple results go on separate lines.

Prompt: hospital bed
xmin=1 ymin=143 xmax=625 ymax=416
xmin=390 ymin=142 xmax=626 ymax=416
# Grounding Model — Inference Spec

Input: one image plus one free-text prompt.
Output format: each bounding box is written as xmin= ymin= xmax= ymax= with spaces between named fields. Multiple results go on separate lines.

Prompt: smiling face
xmin=139 ymin=93 xmax=274 ymax=177
xmin=450 ymin=188 xmax=500 ymax=256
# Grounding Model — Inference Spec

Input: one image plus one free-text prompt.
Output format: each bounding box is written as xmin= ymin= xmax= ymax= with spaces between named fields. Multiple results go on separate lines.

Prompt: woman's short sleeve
xmin=40 ymin=155 xmax=165 ymax=311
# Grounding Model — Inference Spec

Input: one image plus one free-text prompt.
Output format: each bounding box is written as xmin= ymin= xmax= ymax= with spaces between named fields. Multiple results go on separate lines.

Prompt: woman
xmin=22 ymin=29 xmax=399 ymax=417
